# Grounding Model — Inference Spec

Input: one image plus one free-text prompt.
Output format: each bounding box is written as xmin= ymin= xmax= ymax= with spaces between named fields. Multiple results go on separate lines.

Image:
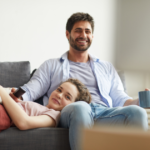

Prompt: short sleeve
xmin=42 ymin=109 xmax=60 ymax=127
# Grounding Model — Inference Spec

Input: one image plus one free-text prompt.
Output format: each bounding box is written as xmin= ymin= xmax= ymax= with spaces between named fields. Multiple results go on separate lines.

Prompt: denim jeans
xmin=59 ymin=102 xmax=148 ymax=150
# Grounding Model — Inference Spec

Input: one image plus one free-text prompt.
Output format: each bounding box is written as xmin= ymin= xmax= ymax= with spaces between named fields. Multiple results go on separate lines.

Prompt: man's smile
xmin=76 ymin=38 xmax=89 ymax=45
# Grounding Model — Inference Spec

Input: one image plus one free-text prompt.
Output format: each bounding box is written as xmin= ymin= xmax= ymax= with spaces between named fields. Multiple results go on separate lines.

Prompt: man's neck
xmin=68 ymin=50 xmax=89 ymax=63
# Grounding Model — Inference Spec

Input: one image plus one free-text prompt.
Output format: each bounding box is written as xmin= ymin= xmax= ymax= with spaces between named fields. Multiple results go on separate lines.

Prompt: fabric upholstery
xmin=0 ymin=61 xmax=30 ymax=87
xmin=0 ymin=127 xmax=71 ymax=150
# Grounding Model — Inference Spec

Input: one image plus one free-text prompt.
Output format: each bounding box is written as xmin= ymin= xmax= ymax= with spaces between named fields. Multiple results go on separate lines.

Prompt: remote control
xmin=13 ymin=87 xmax=25 ymax=98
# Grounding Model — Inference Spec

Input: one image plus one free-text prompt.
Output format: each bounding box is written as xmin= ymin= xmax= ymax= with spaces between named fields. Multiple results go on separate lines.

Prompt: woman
xmin=0 ymin=78 xmax=91 ymax=132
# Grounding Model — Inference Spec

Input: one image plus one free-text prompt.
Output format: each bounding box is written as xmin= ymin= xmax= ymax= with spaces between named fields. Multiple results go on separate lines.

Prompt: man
xmin=11 ymin=13 xmax=148 ymax=150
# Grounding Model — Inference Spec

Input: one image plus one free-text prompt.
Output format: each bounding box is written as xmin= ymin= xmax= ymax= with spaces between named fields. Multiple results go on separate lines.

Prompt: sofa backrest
xmin=0 ymin=61 xmax=30 ymax=87
xmin=0 ymin=61 xmax=127 ymax=93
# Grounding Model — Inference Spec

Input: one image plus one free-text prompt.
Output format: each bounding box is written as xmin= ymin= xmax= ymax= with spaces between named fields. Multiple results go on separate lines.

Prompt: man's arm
xmin=108 ymin=63 xmax=133 ymax=107
xmin=10 ymin=60 xmax=52 ymax=102
xmin=21 ymin=60 xmax=51 ymax=102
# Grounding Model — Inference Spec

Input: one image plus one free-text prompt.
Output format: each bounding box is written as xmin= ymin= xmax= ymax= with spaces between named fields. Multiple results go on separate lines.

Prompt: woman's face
xmin=47 ymin=82 xmax=79 ymax=111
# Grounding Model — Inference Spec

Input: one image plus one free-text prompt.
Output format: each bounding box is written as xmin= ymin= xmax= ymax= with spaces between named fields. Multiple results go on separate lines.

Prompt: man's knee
xmin=126 ymin=105 xmax=147 ymax=119
xmin=125 ymin=105 xmax=148 ymax=130
xmin=61 ymin=101 xmax=91 ymax=115
xmin=60 ymin=101 xmax=93 ymax=127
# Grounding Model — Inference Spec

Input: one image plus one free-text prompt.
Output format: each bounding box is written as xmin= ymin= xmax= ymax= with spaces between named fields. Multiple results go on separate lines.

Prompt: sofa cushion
xmin=0 ymin=127 xmax=71 ymax=150
xmin=0 ymin=61 xmax=30 ymax=87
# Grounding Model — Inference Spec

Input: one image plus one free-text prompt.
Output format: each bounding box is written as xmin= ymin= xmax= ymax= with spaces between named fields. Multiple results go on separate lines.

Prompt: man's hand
xmin=145 ymin=88 xmax=149 ymax=91
xmin=124 ymin=88 xmax=150 ymax=106
xmin=9 ymin=88 xmax=22 ymax=102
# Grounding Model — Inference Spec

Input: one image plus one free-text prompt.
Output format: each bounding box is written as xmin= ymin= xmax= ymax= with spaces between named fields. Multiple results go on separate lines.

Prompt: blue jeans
xmin=59 ymin=102 xmax=148 ymax=150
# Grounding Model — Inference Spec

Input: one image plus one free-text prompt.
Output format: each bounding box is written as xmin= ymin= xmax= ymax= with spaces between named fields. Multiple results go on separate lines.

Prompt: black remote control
xmin=13 ymin=87 xmax=25 ymax=98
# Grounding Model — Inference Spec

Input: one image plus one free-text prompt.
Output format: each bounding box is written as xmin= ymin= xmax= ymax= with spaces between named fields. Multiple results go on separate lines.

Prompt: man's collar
xmin=88 ymin=53 xmax=100 ymax=62
xmin=60 ymin=51 xmax=68 ymax=62
xmin=60 ymin=51 xmax=100 ymax=62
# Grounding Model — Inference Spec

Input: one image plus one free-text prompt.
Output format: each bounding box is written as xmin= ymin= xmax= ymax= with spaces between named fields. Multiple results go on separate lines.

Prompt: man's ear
xmin=66 ymin=30 xmax=70 ymax=39
xmin=92 ymin=34 xmax=94 ymax=39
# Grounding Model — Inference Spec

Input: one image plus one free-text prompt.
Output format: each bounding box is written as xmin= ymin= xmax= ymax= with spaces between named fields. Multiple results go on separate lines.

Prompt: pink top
xmin=17 ymin=101 xmax=60 ymax=127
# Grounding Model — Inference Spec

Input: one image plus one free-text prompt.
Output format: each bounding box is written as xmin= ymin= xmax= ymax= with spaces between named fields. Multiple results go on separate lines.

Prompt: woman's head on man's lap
xmin=63 ymin=78 xmax=91 ymax=103
xmin=47 ymin=78 xmax=91 ymax=111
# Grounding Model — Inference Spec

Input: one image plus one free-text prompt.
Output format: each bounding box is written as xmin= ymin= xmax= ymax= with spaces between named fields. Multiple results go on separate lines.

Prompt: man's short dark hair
xmin=66 ymin=12 xmax=94 ymax=33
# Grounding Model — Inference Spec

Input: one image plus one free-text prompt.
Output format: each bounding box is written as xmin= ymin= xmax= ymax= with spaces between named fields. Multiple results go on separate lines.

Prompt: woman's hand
xmin=0 ymin=86 xmax=22 ymax=103
xmin=9 ymin=88 xmax=22 ymax=102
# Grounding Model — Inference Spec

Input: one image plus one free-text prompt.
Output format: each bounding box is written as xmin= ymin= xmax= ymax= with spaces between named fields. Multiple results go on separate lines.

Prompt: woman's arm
xmin=0 ymin=86 xmax=55 ymax=130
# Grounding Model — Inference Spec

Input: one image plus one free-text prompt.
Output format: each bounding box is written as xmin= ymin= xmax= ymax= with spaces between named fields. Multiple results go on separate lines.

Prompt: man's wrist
xmin=123 ymin=99 xmax=139 ymax=106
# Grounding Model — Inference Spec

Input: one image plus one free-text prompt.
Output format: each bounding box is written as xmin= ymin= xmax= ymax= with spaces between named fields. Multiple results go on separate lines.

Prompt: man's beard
xmin=69 ymin=35 xmax=92 ymax=51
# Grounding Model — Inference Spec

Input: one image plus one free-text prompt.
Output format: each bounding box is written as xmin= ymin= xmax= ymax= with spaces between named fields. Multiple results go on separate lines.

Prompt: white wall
xmin=2 ymin=0 xmax=149 ymax=99
xmin=115 ymin=0 xmax=150 ymax=71
xmin=114 ymin=0 xmax=150 ymax=98
xmin=0 ymin=0 xmax=116 ymax=71
xmin=124 ymin=71 xmax=150 ymax=99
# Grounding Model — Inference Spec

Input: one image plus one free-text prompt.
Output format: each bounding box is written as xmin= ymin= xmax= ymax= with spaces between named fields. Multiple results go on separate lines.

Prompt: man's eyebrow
xmin=75 ymin=28 xmax=91 ymax=31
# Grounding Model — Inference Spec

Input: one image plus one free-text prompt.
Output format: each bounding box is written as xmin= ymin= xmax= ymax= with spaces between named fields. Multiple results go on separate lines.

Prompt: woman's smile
xmin=52 ymin=98 xmax=60 ymax=105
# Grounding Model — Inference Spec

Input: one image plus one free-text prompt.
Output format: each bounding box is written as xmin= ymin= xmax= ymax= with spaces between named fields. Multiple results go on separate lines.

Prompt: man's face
xmin=66 ymin=21 xmax=93 ymax=52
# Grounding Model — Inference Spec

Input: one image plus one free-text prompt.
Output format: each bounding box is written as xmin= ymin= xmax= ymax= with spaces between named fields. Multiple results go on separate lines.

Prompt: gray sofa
xmin=0 ymin=61 xmax=126 ymax=150
xmin=0 ymin=61 xmax=71 ymax=150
